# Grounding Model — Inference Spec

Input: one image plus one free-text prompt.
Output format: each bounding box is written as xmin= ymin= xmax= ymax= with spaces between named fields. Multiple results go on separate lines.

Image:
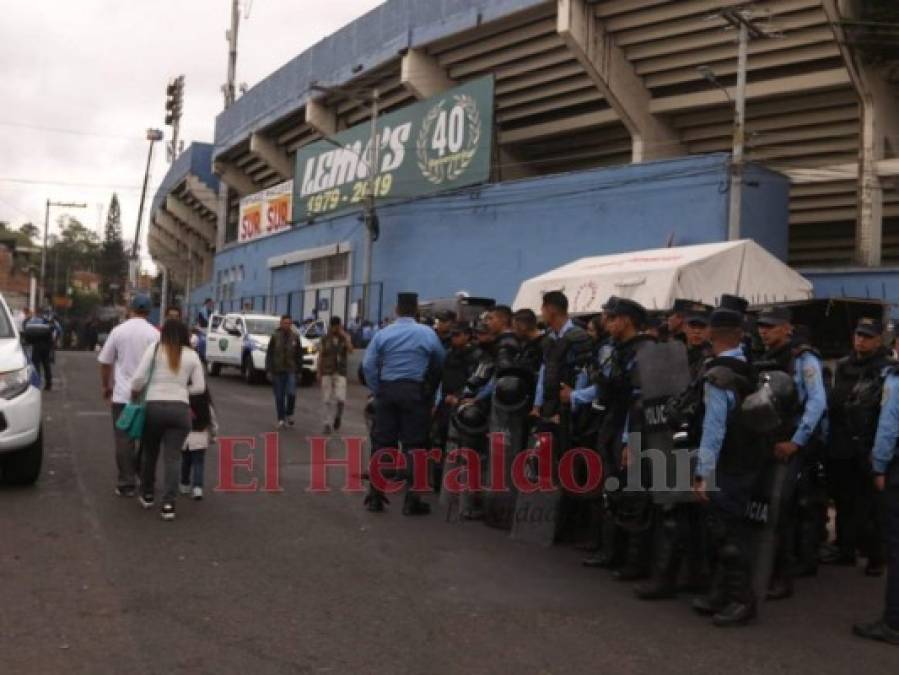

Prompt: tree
xmin=47 ymin=217 xmax=101 ymax=299
xmin=98 ymin=193 xmax=128 ymax=304
xmin=18 ymin=222 xmax=40 ymax=242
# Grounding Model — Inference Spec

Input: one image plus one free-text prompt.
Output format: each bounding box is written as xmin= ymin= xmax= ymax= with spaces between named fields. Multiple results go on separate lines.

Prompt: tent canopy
xmin=512 ymin=240 xmax=813 ymax=314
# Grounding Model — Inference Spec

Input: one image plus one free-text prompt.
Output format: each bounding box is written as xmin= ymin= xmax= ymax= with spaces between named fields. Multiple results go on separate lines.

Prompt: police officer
xmin=667 ymin=299 xmax=693 ymax=343
xmin=684 ymin=302 xmax=713 ymax=380
xmin=23 ymin=307 xmax=56 ymax=390
xmin=512 ymin=308 xmax=545 ymax=379
xmin=433 ymin=322 xmax=479 ymax=448
xmin=434 ymin=310 xmax=457 ymax=350
xmin=826 ymin=317 xmax=893 ymax=572
xmin=580 ymin=297 xmax=654 ymax=577
xmin=756 ymin=305 xmax=828 ymax=598
xmin=691 ymin=306 xmax=762 ymax=627
xmin=852 ymin=362 xmax=899 ymax=646
xmin=362 ymin=292 xmax=445 ymax=514
xmin=532 ymin=291 xmax=593 ymax=423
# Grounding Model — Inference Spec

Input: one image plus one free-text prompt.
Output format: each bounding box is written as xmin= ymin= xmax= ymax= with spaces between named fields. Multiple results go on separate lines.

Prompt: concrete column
xmin=305 ymin=99 xmax=338 ymax=137
xmin=856 ymin=96 xmax=884 ymax=266
xmin=401 ymin=49 xmax=455 ymax=100
xmin=557 ymin=0 xmax=685 ymax=162
xmin=249 ymin=133 xmax=293 ymax=180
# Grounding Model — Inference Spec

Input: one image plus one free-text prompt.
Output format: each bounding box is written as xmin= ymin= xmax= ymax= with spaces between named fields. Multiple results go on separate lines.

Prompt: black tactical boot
xmin=712 ymin=600 xmax=757 ymax=627
xmin=766 ymin=575 xmax=794 ymax=601
xmin=364 ymin=492 xmax=386 ymax=512
xmin=402 ymin=493 xmax=431 ymax=516
xmin=634 ymin=519 xmax=679 ymax=600
xmin=692 ymin=569 xmax=728 ymax=616
xmin=612 ymin=532 xmax=651 ymax=582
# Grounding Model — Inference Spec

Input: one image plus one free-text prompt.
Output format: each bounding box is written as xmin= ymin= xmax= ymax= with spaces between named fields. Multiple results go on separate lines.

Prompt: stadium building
xmin=147 ymin=0 xmax=899 ymax=322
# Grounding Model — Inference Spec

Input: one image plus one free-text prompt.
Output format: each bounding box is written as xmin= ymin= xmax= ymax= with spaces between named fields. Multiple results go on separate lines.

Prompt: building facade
xmin=146 ymin=0 xmax=899 ymax=319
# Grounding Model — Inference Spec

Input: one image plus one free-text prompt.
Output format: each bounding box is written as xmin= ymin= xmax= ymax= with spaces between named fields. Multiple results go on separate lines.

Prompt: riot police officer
xmin=580 ymin=297 xmax=655 ymax=577
xmin=667 ymin=299 xmax=693 ymax=344
xmin=433 ymin=322 xmax=479 ymax=451
xmin=755 ymin=305 xmax=828 ymax=599
xmin=691 ymin=306 xmax=763 ymax=627
xmin=434 ymin=310 xmax=457 ymax=351
xmin=684 ymin=302 xmax=713 ymax=380
xmin=852 ymin=361 xmax=899 ymax=646
xmin=826 ymin=317 xmax=893 ymax=574
xmin=362 ymin=292 xmax=445 ymax=514
xmin=512 ymin=308 xmax=545 ymax=381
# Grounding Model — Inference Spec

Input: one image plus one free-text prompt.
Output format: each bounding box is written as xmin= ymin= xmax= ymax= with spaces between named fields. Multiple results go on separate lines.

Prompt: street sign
xmin=293 ymin=76 xmax=494 ymax=223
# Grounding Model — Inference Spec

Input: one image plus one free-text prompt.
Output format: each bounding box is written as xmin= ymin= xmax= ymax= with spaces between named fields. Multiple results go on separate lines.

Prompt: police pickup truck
xmin=205 ymin=313 xmax=319 ymax=384
xmin=0 ymin=295 xmax=43 ymax=485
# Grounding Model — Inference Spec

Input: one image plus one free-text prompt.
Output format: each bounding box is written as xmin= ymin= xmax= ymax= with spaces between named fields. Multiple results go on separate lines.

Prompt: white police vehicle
xmin=205 ymin=313 xmax=319 ymax=384
xmin=0 ymin=295 xmax=43 ymax=485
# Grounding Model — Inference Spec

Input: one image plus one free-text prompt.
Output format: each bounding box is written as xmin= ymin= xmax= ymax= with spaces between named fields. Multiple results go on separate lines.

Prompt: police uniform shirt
xmin=696 ymin=347 xmax=745 ymax=479
xmin=362 ymin=317 xmax=445 ymax=396
xmin=871 ymin=371 xmax=899 ymax=474
xmin=570 ymin=340 xmax=614 ymax=409
xmin=791 ymin=351 xmax=828 ymax=447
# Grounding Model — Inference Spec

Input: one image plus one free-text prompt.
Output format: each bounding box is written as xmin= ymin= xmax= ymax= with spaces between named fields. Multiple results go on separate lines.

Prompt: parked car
xmin=0 ymin=293 xmax=43 ymax=485
xmin=204 ymin=313 xmax=319 ymax=384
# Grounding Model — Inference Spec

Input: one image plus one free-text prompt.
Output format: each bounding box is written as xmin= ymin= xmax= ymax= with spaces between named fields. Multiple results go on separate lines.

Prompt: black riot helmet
xmin=493 ymin=374 xmax=531 ymax=411
xmin=741 ymin=370 xmax=799 ymax=433
xmin=452 ymin=402 xmax=490 ymax=436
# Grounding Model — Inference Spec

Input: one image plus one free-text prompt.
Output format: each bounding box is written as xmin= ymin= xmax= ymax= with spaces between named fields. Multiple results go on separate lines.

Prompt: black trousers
xmin=32 ymin=347 xmax=52 ymax=389
xmin=370 ymin=381 xmax=430 ymax=500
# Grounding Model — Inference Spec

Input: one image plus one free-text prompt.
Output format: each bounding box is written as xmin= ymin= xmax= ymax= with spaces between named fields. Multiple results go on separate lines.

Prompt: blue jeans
xmin=272 ymin=372 xmax=297 ymax=421
xmin=181 ymin=450 xmax=206 ymax=488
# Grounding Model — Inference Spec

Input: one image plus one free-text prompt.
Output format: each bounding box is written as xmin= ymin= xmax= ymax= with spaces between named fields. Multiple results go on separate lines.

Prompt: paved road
xmin=0 ymin=351 xmax=896 ymax=674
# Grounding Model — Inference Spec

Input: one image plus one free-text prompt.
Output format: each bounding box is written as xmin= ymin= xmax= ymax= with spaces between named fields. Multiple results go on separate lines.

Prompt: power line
xmin=0 ymin=120 xmax=147 ymax=143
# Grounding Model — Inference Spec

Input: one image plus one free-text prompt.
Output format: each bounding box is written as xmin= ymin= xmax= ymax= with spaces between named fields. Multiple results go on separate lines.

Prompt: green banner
xmin=293 ymin=76 xmax=494 ymax=223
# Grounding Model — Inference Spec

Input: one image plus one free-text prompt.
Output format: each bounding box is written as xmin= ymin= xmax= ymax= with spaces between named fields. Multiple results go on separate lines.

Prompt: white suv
xmin=205 ymin=313 xmax=319 ymax=384
xmin=0 ymin=295 xmax=42 ymax=485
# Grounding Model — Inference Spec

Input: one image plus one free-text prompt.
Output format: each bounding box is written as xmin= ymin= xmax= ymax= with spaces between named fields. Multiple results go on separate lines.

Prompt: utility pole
xmin=132 ymin=129 xmax=164 ymax=293
xmin=41 ymin=200 xmax=85 ymax=308
xmin=363 ymin=88 xmax=380 ymax=322
xmin=719 ymin=7 xmax=776 ymax=241
xmin=224 ymin=0 xmax=240 ymax=108
xmin=310 ymin=83 xmax=381 ymax=321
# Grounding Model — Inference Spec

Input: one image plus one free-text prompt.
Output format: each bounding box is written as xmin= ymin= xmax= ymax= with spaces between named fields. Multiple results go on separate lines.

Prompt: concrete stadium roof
xmin=209 ymin=0 xmax=899 ymax=268
xmin=147 ymin=143 xmax=219 ymax=285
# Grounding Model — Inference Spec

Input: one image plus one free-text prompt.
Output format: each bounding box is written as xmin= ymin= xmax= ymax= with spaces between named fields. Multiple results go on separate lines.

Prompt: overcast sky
xmin=0 ymin=0 xmax=383 ymax=265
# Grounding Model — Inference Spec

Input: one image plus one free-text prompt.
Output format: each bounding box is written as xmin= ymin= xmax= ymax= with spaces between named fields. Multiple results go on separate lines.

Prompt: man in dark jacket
xmin=265 ymin=315 xmax=302 ymax=429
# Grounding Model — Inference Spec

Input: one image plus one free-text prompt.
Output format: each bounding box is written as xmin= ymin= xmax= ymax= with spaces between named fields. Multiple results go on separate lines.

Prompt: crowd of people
xmin=361 ymin=290 xmax=898 ymax=644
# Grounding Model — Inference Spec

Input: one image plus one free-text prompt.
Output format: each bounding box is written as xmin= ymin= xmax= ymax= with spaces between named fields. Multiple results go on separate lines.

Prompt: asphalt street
xmin=0 ymin=351 xmax=896 ymax=675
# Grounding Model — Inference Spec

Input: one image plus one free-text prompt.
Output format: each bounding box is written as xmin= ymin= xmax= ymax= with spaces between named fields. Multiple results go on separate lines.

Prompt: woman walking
xmin=130 ymin=319 xmax=206 ymax=521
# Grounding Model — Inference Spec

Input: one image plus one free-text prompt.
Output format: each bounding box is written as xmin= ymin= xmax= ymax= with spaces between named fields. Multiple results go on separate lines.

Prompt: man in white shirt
xmin=97 ymin=295 xmax=160 ymax=497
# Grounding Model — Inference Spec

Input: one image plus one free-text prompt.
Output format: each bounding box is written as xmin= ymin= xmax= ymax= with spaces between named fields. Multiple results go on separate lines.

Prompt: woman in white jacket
xmin=130 ymin=319 xmax=205 ymax=521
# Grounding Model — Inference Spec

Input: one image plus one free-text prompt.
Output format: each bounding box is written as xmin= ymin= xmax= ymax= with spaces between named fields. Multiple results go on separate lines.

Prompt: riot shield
xmin=750 ymin=457 xmax=796 ymax=601
xmin=635 ymin=341 xmax=692 ymax=505
xmin=484 ymin=374 xmax=532 ymax=529
xmin=439 ymin=404 xmax=489 ymax=522
xmin=510 ymin=421 xmax=562 ymax=547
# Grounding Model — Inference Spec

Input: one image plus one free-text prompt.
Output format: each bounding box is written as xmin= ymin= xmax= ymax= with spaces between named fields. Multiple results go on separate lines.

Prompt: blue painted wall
xmin=197 ymin=154 xmax=790 ymax=318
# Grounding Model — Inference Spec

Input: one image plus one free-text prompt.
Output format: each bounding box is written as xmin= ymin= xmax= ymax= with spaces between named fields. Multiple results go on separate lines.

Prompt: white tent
xmin=512 ymin=240 xmax=813 ymax=314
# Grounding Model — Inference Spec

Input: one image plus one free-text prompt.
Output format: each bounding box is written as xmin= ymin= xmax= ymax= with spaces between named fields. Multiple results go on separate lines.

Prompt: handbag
xmin=116 ymin=345 xmax=159 ymax=440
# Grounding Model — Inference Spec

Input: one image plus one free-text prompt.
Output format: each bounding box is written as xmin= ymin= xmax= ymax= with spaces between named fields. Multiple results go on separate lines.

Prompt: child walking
xmin=180 ymin=388 xmax=217 ymax=500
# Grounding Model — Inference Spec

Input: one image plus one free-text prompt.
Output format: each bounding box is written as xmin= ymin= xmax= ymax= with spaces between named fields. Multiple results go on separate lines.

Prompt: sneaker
xmin=323 ymin=424 xmax=332 ymax=434
xmin=179 ymin=483 xmax=191 ymax=496
xmin=277 ymin=420 xmax=286 ymax=429
xmin=192 ymin=486 xmax=203 ymax=500
xmin=160 ymin=503 xmax=176 ymax=521
xmin=138 ymin=494 xmax=155 ymax=510
xmin=115 ymin=486 xmax=136 ymax=498
xmin=286 ymin=417 xmax=295 ymax=427
xmin=333 ymin=416 xmax=342 ymax=431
